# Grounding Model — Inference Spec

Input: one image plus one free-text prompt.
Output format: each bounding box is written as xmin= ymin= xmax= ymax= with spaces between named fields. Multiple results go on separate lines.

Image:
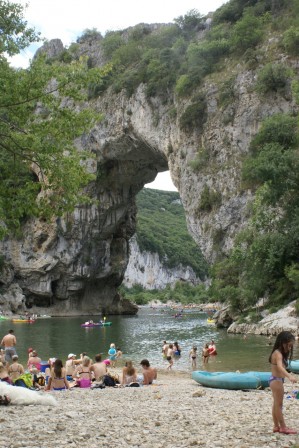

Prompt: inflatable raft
xmin=288 ymin=360 xmax=299 ymax=374
xmin=192 ymin=371 xmax=270 ymax=390
xmin=207 ymin=318 xmax=215 ymax=324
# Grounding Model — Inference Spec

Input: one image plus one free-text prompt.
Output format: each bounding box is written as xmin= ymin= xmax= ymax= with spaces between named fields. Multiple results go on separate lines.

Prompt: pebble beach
xmin=1 ymin=370 xmax=299 ymax=448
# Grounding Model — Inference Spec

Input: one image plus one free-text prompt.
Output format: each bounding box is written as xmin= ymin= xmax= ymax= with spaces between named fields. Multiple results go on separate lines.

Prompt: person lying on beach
xmin=122 ymin=361 xmax=137 ymax=385
xmin=8 ymin=355 xmax=24 ymax=382
xmin=90 ymin=354 xmax=107 ymax=381
xmin=46 ymin=359 xmax=70 ymax=391
xmin=139 ymin=359 xmax=157 ymax=385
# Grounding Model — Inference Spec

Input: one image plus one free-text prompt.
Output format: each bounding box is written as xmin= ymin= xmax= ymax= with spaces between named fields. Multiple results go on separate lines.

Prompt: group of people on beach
xmin=1 ymin=325 xmax=299 ymax=435
xmin=0 ymin=330 xmax=158 ymax=394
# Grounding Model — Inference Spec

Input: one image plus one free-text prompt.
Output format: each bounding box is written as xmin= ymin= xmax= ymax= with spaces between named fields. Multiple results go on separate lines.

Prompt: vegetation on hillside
xmin=120 ymin=282 xmax=209 ymax=306
xmin=0 ymin=0 xmax=109 ymax=238
xmin=3 ymin=0 xmax=299 ymax=315
xmin=135 ymin=189 xmax=207 ymax=277
xmin=78 ymin=0 xmax=298 ymax=110
xmin=209 ymin=112 xmax=299 ymax=314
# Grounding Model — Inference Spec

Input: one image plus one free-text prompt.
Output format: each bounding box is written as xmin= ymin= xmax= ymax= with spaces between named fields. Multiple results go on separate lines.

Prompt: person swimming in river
xmin=208 ymin=340 xmax=217 ymax=356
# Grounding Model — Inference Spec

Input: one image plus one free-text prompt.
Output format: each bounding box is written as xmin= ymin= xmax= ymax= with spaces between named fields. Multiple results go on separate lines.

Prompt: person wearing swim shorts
xmin=269 ymin=331 xmax=297 ymax=434
xmin=1 ymin=330 xmax=17 ymax=364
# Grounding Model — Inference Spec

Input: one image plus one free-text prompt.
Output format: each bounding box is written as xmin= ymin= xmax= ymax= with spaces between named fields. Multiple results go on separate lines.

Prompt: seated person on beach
xmin=73 ymin=356 xmax=92 ymax=385
xmin=65 ymin=354 xmax=81 ymax=380
xmin=139 ymin=359 xmax=157 ymax=385
xmin=122 ymin=361 xmax=137 ymax=385
xmin=27 ymin=350 xmax=41 ymax=371
xmin=0 ymin=361 xmax=12 ymax=384
xmin=8 ymin=355 xmax=24 ymax=381
xmin=46 ymin=359 xmax=69 ymax=391
xmin=90 ymin=354 xmax=107 ymax=381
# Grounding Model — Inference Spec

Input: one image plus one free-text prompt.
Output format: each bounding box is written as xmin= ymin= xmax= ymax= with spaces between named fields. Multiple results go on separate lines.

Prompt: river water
xmin=1 ymin=307 xmax=299 ymax=371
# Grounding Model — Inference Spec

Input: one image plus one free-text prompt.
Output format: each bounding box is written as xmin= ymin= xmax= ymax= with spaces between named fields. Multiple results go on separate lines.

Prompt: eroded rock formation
xmin=0 ymin=30 xmax=297 ymax=315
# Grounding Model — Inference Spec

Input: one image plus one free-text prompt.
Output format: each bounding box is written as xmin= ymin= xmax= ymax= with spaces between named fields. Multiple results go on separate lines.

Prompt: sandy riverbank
xmin=1 ymin=369 xmax=299 ymax=448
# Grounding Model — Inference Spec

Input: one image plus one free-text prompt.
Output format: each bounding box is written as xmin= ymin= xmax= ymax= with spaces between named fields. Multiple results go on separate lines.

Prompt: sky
xmin=10 ymin=0 xmax=227 ymax=191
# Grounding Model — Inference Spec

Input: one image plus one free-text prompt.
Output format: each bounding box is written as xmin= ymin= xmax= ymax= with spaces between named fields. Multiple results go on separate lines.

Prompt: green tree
xmin=0 ymin=1 xmax=109 ymax=237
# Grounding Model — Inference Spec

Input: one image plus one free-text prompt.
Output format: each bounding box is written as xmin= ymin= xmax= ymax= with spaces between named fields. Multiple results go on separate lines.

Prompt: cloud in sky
xmin=11 ymin=0 xmax=226 ymax=66
xmin=145 ymin=172 xmax=178 ymax=192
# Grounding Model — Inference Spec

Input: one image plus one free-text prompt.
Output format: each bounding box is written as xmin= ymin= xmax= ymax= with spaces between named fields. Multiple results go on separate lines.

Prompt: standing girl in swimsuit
xmin=189 ymin=346 xmax=197 ymax=370
xmin=269 ymin=331 xmax=297 ymax=434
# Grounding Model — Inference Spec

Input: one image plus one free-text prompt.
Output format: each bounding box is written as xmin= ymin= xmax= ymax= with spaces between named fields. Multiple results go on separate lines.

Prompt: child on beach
xmin=202 ymin=344 xmax=210 ymax=364
xmin=108 ymin=343 xmax=117 ymax=368
xmin=189 ymin=346 xmax=197 ymax=369
xmin=269 ymin=331 xmax=297 ymax=434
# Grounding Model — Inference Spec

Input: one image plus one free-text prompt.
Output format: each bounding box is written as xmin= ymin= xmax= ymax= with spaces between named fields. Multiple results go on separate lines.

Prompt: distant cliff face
xmin=123 ymin=236 xmax=201 ymax=289
xmin=0 ymin=33 xmax=297 ymax=315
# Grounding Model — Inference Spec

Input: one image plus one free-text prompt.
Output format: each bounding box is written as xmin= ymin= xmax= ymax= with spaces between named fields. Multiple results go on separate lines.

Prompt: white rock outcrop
xmin=123 ymin=236 xmax=201 ymax=289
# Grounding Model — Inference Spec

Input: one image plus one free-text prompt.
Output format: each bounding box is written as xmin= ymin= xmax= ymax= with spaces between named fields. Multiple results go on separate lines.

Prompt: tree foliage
xmin=0 ymin=1 xmax=109 ymax=237
xmin=135 ymin=188 xmax=207 ymax=278
xmin=210 ymin=113 xmax=299 ymax=312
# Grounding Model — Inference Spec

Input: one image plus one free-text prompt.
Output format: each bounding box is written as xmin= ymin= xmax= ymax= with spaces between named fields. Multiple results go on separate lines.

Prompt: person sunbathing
xmin=122 ymin=361 xmax=137 ymax=385
xmin=90 ymin=354 xmax=107 ymax=381
xmin=46 ymin=359 xmax=69 ymax=391
xmin=8 ymin=355 xmax=24 ymax=382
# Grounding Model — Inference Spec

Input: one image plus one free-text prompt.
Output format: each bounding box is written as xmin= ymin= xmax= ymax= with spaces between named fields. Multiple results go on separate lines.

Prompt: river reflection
xmin=1 ymin=307 xmax=299 ymax=371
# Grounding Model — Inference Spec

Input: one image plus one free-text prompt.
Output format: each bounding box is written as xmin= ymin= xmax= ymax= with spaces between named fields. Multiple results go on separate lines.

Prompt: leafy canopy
xmin=0 ymin=1 xmax=109 ymax=238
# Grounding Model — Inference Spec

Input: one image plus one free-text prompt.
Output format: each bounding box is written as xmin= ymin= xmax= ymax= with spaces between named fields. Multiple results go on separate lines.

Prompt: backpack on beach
xmin=14 ymin=373 xmax=33 ymax=388
xmin=103 ymin=374 xmax=117 ymax=387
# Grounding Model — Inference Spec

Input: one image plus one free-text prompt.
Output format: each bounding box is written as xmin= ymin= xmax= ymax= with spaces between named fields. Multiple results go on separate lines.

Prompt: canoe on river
xmin=81 ymin=322 xmax=112 ymax=327
xmin=12 ymin=319 xmax=36 ymax=323
xmin=192 ymin=371 xmax=265 ymax=390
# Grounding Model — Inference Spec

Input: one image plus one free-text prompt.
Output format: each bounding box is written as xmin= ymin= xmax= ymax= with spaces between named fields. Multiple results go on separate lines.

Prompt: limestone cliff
xmin=0 ymin=15 xmax=298 ymax=315
xmin=123 ymin=236 xmax=201 ymax=290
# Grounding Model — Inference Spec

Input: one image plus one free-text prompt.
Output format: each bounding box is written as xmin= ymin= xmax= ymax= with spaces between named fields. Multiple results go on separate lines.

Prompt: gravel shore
xmin=1 ymin=370 xmax=299 ymax=448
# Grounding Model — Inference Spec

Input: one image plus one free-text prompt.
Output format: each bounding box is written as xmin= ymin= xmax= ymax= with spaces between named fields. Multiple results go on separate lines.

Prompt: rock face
xmin=123 ymin=236 xmax=201 ymax=289
xmin=226 ymin=302 xmax=299 ymax=336
xmin=0 ymin=31 xmax=298 ymax=316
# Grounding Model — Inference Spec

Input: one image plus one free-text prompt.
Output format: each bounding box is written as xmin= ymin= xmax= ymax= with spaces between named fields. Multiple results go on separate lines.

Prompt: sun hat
xmin=68 ymin=353 xmax=76 ymax=359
